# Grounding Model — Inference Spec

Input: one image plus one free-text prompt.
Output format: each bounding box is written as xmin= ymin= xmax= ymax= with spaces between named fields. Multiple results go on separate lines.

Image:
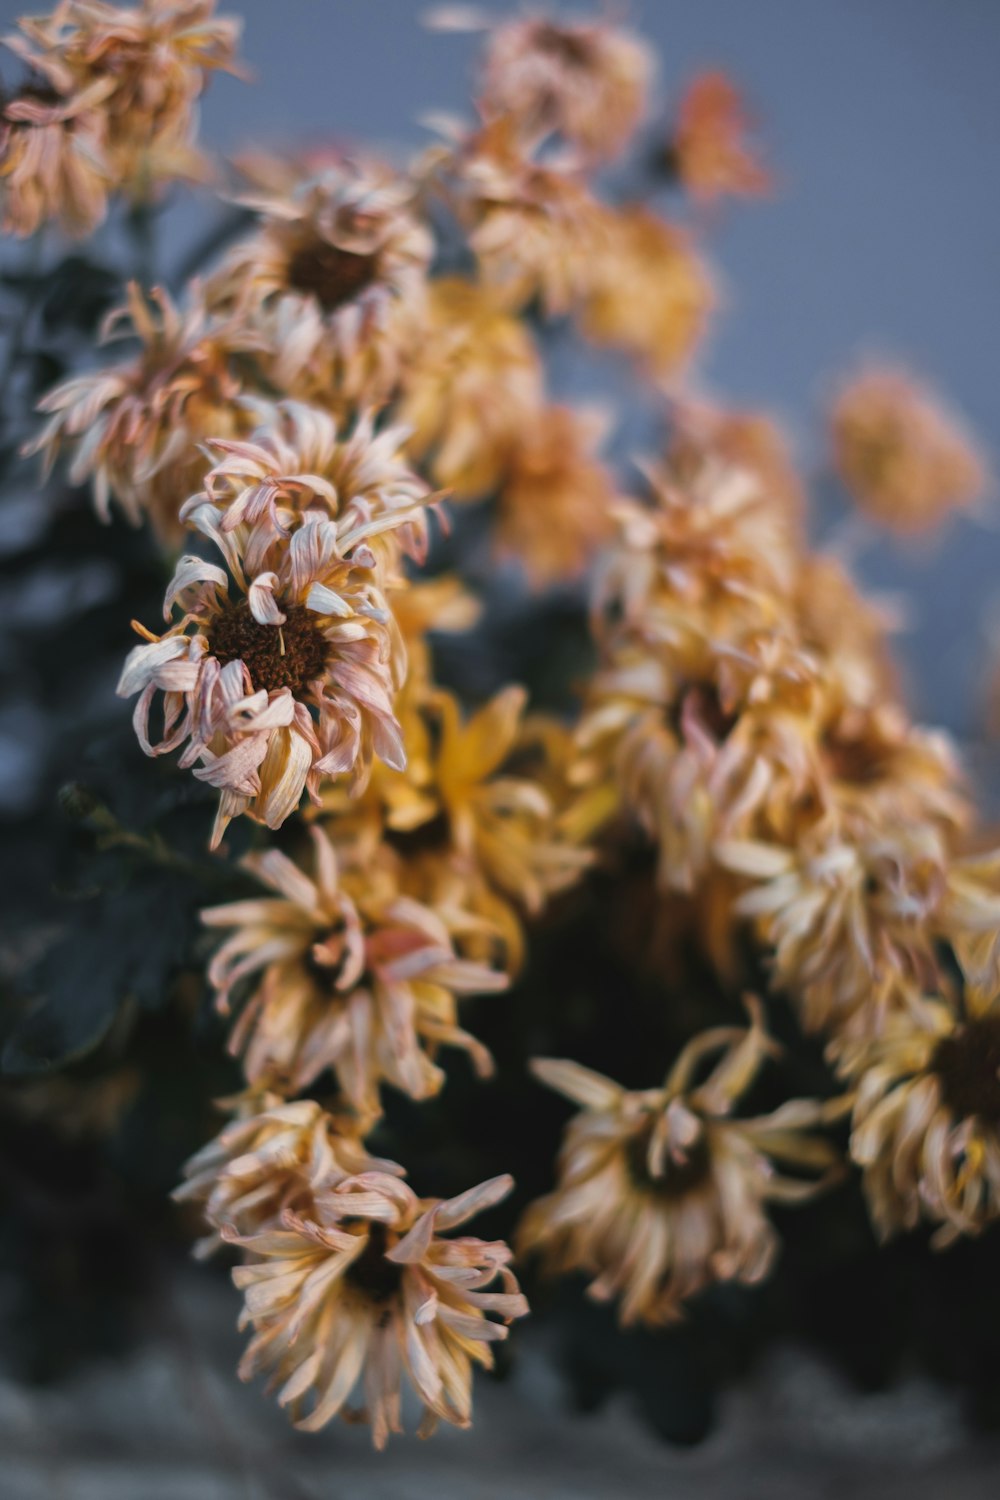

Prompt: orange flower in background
xmin=830 ymin=365 xmax=989 ymax=535
xmin=670 ymin=71 xmax=771 ymax=204
xmin=494 ymin=404 xmax=616 ymax=586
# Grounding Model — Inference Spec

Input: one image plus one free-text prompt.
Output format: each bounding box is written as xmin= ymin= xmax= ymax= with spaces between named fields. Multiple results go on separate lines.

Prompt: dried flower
xmin=520 ymin=1003 xmax=838 ymax=1324
xmin=830 ymin=366 xmax=988 ymax=535
xmin=229 ymin=1168 xmax=527 ymax=1444
xmin=669 ymin=72 xmax=770 ymax=204
xmin=0 ymin=75 xmax=109 ymax=236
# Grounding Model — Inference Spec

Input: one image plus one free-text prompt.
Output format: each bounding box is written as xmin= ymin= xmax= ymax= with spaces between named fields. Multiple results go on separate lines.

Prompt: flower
xmin=206 ymin=160 xmax=433 ymax=405
xmin=27 ymin=281 xmax=264 ymax=544
xmin=520 ymin=1002 xmax=838 ymax=1325
xmin=117 ymin=471 xmax=418 ymax=846
xmin=830 ymin=366 xmax=988 ymax=535
xmin=175 ymin=1094 xmax=401 ymax=1253
xmin=579 ymin=206 xmax=715 ymax=379
xmin=841 ymin=985 xmax=1000 ymax=1246
xmin=5 ymin=0 xmax=243 ymax=196
xmin=228 ymin=1168 xmax=527 ymax=1445
xmin=202 ymin=826 xmax=504 ymax=1109
xmin=669 ymin=72 xmax=770 ymax=204
xmin=397 ymin=276 xmax=543 ymax=501
xmin=0 ymin=75 xmax=109 ymax=236
xmin=493 ymin=404 xmax=616 ymax=586
xmin=466 ymin=10 xmax=653 ymax=162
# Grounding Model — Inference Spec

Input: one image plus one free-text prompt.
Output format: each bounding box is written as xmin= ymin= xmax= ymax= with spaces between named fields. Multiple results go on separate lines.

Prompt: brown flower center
xmin=287 ymin=236 xmax=380 ymax=314
xmin=209 ymin=599 xmax=328 ymax=695
xmin=624 ymin=1116 xmax=712 ymax=1201
xmin=534 ymin=23 xmax=595 ymax=68
xmin=822 ymin=728 xmax=889 ymax=787
xmin=668 ymin=682 xmax=736 ymax=742
xmin=932 ymin=1015 xmax=1000 ymax=1123
xmin=344 ymin=1221 xmax=404 ymax=1306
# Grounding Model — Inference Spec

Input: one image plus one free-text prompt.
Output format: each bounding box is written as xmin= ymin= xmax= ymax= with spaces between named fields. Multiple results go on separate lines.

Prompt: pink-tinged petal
xmin=530 ymin=1058 xmax=624 ymax=1111
xmin=248 ymin=571 xmax=286 ymax=625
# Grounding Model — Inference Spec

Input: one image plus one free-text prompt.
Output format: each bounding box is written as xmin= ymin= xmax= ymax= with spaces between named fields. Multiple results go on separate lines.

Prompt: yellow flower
xmin=840 ymin=985 xmax=1000 ymax=1246
xmin=0 ymin=74 xmax=110 ymax=236
xmin=229 ymin=1168 xmax=527 ymax=1445
xmin=670 ymin=72 xmax=771 ymax=205
xmin=206 ymin=160 xmax=433 ymax=406
xmin=201 ymin=827 xmax=504 ymax=1110
xmin=398 ymin=276 xmax=543 ymax=501
xmin=5 ymin=0 xmax=243 ymax=197
xmin=27 ymin=282 xmax=263 ymax=545
xmin=520 ymin=1002 xmax=838 ymax=1325
xmin=830 ymin=365 xmax=988 ymax=535
xmin=579 ymin=206 xmax=715 ymax=379
xmin=493 ymin=404 xmax=616 ymax=587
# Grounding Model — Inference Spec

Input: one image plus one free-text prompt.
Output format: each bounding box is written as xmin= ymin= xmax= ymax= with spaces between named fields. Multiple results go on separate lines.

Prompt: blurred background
xmin=1 ymin=1 xmax=999 ymax=1495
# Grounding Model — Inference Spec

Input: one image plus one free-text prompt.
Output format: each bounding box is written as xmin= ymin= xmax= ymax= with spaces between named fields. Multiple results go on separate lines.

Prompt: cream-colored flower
xmin=202 ymin=826 xmax=504 ymax=1109
xmin=5 ymin=0 xmax=243 ymax=195
xmin=229 ymin=1169 xmax=527 ymax=1445
xmin=206 ymin=160 xmax=433 ymax=405
xmin=830 ymin=365 xmax=988 ymax=535
xmin=520 ymin=1003 xmax=838 ymax=1325
xmin=28 ymin=281 xmax=263 ymax=545
xmin=841 ymin=986 xmax=1000 ymax=1246
xmin=118 ymin=490 xmax=412 ymax=846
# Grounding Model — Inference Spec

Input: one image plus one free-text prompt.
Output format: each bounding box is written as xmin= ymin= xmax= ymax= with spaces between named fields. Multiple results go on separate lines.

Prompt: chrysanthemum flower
xmin=397 ymin=276 xmax=543 ymax=501
xmin=228 ymin=1169 xmax=527 ymax=1445
xmin=442 ymin=9 xmax=653 ymax=162
xmin=668 ymin=405 xmax=805 ymax=534
xmin=27 ymin=282 xmax=264 ymax=544
xmin=117 ymin=492 xmax=413 ymax=847
xmin=841 ymin=986 xmax=1000 ymax=1246
xmin=520 ymin=1003 xmax=838 ymax=1325
xmin=5 ymin=0 xmax=243 ymax=196
xmin=579 ymin=206 xmax=715 ymax=379
xmin=669 ymin=72 xmax=771 ymax=204
xmin=493 ymin=404 xmax=616 ymax=586
xmin=201 ymin=826 xmax=504 ymax=1109
xmin=830 ymin=366 xmax=988 ymax=535
xmin=206 ymin=161 xmax=433 ymax=406
xmin=0 ymin=74 xmax=109 ymax=236
xmin=176 ymin=1094 xmax=401 ymax=1253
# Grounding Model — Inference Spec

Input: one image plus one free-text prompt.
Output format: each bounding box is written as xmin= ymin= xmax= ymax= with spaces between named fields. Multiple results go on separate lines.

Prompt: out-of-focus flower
xmin=579 ymin=206 xmax=714 ymax=379
xmin=5 ymin=0 xmax=243 ymax=196
xmin=206 ymin=161 xmax=433 ymax=405
xmin=0 ymin=76 xmax=109 ymax=236
xmin=229 ymin=1168 xmax=527 ymax=1445
xmin=794 ymin=554 xmax=900 ymax=715
xmin=398 ymin=276 xmax=543 ymax=501
xmin=27 ymin=282 xmax=264 ymax=545
xmin=668 ymin=405 xmax=804 ymax=534
xmin=841 ymin=985 xmax=1000 ymax=1245
xmin=494 ymin=404 xmax=616 ymax=586
xmin=201 ymin=827 xmax=503 ymax=1109
xmin=830 ymin=366 xmax=988 ymax=535
xmin=117 ymin=451 xmax=423 ymax=844
xmin=175 ymin=1094 xmax=401 ymax=1253
xmin=668 ymin=72 xmax=770 ymax=204
xmin=439 ymin=9 xmax=653 ymax=162
xmin=520 ymin=1002 xmax=838 ymax=1324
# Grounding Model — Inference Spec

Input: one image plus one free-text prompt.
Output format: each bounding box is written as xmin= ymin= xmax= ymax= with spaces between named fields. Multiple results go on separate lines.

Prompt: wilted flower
xmin=206 ymin=161 xmax=433 ymax=405
xmin=117 ymin=479 xmax=417 ymax=845
xmin=0 ymin=75 xmax=109 ymax=236
xmin=5 ymin=0 xmax=243 ymax=195
xmin=520 ymin=1002 xmax=838 ymax=1324
xmin=229 ymin=1169 xmax=527 ymax=1445
xmin=202 ymin=826 xmax=504 ymax=1109
xmin=494 ymin=404 xmax=616 ymax=586
xmin=176 ymin=1094 xmax=400 ymax=1252
xmin=456 ymin=9 xmax=653 ymax=162
xmin=398 ymin=276 xmax=543 ymax=501
xmin=27 ymin=281 xmax=263 ymax=544
xmin=579 ymin=206 xmax=714 ymax=379
xmin=668 ymin=71 xmax=770 ymax=204
xmin=830 ymin=366 xmax=988 ymax=535
xmin=842 ymin=985 xmax=1000 ymax=1246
